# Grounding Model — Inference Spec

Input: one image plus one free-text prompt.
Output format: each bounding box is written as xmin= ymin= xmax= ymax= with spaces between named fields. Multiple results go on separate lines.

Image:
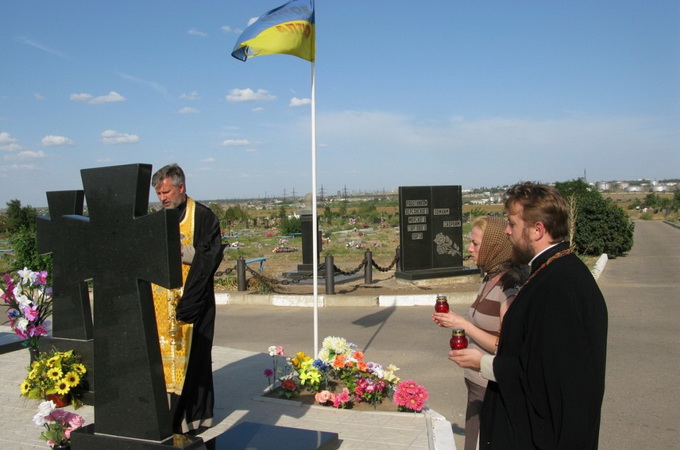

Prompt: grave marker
xmin=396 ymin=185 xmax=477 ymax=280
xmin=52 ymin=164 xmax=200 ymax=448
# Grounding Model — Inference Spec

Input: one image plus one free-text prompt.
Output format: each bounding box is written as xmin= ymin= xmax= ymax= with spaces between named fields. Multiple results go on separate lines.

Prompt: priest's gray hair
xmin=152 ymin=163 xmax=185 ymax=188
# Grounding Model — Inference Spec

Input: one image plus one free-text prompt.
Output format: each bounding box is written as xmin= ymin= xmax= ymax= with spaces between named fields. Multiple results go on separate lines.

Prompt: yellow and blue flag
xmin=231 ymin=0 xmax=315 ymax=62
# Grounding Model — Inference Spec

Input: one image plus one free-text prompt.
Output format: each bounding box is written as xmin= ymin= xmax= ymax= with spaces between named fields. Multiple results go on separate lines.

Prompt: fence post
xmin=325 ymin=255 xmax=335 ymax=295
xmin=364 ymin=251 xmax=373 ymax=284
xmin=237 ymin=257 xmax=247 ymax=292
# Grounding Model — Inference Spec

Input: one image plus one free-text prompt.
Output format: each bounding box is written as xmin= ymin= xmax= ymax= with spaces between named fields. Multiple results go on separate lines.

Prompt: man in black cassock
xmin=450 ymin=182 xmax=608 ymax=449
xmin=151 ymin=164 xmax=223 ymax=436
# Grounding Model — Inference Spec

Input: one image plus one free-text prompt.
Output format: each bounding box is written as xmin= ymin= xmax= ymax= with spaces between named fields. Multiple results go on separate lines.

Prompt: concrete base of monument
xmin=205 ymin=422 xmax=339 ymax=449
xmin=395 ymin=266 xmax=480 ymax=281
xmin=71 ymin=424 xmax=205 ymax=449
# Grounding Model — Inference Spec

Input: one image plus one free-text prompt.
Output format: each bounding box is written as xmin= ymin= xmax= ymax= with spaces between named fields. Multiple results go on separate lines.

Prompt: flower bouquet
xmin=21 ymin=348 xmax=88 ymax=408
xmin=2 ymin=267 xmax=52 ymax=350
xmin=393 ymin=380 xmax=429 ymax=412
xmin=262 ymin=336 xmax=428 ymax=412
xmin=33 ymin=400 xmax=85 ymax=448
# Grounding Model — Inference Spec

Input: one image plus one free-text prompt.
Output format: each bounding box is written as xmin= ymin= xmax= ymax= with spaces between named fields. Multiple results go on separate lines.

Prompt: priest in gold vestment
xmin=151 ymin=164 xmax=223 ymax=435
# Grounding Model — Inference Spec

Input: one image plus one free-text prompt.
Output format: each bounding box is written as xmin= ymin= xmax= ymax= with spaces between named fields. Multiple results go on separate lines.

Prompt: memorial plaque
xmin=397 ymin=185 xmax=473 ymax=280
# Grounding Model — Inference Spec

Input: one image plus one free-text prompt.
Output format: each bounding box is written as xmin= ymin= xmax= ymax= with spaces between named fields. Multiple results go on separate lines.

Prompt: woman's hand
xmin=432 ymin=311 xmax=468 ymax=329
xmin=448 ymin=348 xmax=483 ymax=371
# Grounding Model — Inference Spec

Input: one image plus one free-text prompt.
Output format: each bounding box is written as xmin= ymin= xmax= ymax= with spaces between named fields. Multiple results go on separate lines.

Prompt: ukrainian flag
xmin=231 ymin=0 xmax=315 ymax=62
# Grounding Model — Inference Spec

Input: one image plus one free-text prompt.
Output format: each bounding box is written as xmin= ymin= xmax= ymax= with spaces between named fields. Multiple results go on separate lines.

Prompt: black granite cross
xmin=37 ymin=191 xmax=93 ymax=340
xmin=58 ymin=164 xmax=183 ymax=444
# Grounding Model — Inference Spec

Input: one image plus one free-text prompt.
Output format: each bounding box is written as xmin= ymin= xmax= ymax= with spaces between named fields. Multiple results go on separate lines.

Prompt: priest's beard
xmin=512 ymin=228 xmax=535 ymax=264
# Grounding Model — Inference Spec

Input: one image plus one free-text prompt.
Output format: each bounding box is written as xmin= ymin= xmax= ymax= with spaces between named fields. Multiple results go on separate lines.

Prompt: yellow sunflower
xmin=63 ymin=371 xmax=80 ymax=387
xmin=47 ymin=368 xmax=63 ymax=380
xmin=47 ymin=356 xmax=60 ymax=367
xmin=73 ymin=363 xmax=87 ymax=375
xmin=20 ymin=381 xmax=31 ymax=395
xmin=54 ymin=380 xmax=70 ymax=395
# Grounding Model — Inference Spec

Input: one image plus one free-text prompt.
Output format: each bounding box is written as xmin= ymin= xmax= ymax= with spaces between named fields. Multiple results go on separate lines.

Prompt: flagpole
xmin=311 ymin=60 xmax=319 ymax=357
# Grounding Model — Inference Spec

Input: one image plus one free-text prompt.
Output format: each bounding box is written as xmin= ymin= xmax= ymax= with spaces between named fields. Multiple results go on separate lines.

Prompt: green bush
xmin=556 ymin=180 xmax=634 ymax=257
xmin=280 ymin=216 xmax=302 ymax=235
xmin=9 ymin=227 xmax=53 ymax=273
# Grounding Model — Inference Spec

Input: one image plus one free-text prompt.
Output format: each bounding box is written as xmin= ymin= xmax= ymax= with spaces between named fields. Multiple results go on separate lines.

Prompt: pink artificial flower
xmin=50 ymin=409 xmax=67 ymax=421
xmin=314 ymin=390 xmax=335 ymax=405
xmin=400 ymin=380 xmax=419 ymax=394
xmin=37 ymin=271 xmax=48 ymax=285
xmin=263 ymin=369 xmax=274 ymax=378
xmin=64 ymin=412 xmax=85 ymax=428
xmin=14 ymin=328 xmax=27 ymax=339
xmin=3 ymin=274 xmax=15 ymax=294
xmin=333 ymin=388 xmax=351 ymax=408
xmin=275 ymin=346 xmax=285 ymax=356
xmin=23 ymin=305 xmax=38 ymax=321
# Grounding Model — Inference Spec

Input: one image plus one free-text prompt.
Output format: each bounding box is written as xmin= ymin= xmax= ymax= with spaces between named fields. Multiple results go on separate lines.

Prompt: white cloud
xmin=70 ymin=91 xmax=126 ymax=104
xmin=222 ymin=139 xmax=251 ymax=147
xmin=90 ymin=91 xmax=126 ymax=104
xmin=252 ymin=106 xmax=265 ymax=113
xmin=34 ymin=93 xmax=44 ymax=100
xmin=16 ymin=36 xmax=66 ymax=58
xmin=180 ymin=91 xmax=201 ymax=101
xmin=16 ymin=150 xmax=47 ymax=159
xmin=290 ymin=97 xmax=311 ymax=107
xmin=188 ymin=28 xmax=207 ymax=37
xmin=221 ymin=25 xmax=243 ymax=34
xmin=0 ymin=163 xmax=38 ymax=171
xmin=41 ymin=135 xmax=74 ymax=146
xmin=0 ymin=132 xmax=21 ymax=151
xmin=226 ymin=88 xmax=276 ymax=102
xmin=201 ymin=157 xmax=216 ymax=163
xmin=70 ymin=93 xmax=93 ymax=102
xmin=101 ymin=130 xmax=140 ymax=145
xmin=178 ymin=107 xmax=200 ymax=114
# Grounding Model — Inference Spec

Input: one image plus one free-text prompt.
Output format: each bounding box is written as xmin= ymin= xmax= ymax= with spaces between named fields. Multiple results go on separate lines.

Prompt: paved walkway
xmin=0 ymin=327 xmax=452 ymax=449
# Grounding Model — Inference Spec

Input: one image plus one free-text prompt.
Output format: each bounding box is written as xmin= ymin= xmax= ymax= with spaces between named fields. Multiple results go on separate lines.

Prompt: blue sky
xmin=1 ymin=0 xmax=678 ymax=208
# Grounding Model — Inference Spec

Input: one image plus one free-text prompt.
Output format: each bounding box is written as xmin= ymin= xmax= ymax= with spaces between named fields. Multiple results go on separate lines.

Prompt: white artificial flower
xmin=14 ymin=292 xmax=32 ymax=308
xmin=32 ymin=412 xmax=46 ymax=427
xmin=17 ymin=267 xmax=36 ymax=285
xmin=15 ymin=317 xmax=29 ymax=332
xmin=268 ymin=346 xmax=277 ymax=356
xmin=38 ymin=400 xmax=56 ymax=416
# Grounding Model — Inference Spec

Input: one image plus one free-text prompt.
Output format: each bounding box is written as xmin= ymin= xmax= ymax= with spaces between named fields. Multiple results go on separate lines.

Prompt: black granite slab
xmin=36 ymin=190 xmax=93 ymax=340
xmin=204 ymin=422 xmax=339 ymax=450
xmin=397 ymin=185 xmax=464 ymax=277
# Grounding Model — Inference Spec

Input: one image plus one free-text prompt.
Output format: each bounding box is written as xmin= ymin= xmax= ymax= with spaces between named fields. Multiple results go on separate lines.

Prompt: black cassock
xmin=172 ymin=199 xmax=223 ymax=434
xmin=481 ymin=242 xmax=608 ymax=449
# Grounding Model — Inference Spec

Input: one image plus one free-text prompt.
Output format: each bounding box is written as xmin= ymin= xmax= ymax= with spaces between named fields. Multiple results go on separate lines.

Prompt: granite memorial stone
xmin=396 ymin=185 xmax=476 ymax=280
xmin=58 ymin=164 xmax=196 ymax=448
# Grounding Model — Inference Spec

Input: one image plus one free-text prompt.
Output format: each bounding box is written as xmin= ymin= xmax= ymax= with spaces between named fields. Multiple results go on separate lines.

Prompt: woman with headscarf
xmin=432 ymin=215 xmax=526 ymax=450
